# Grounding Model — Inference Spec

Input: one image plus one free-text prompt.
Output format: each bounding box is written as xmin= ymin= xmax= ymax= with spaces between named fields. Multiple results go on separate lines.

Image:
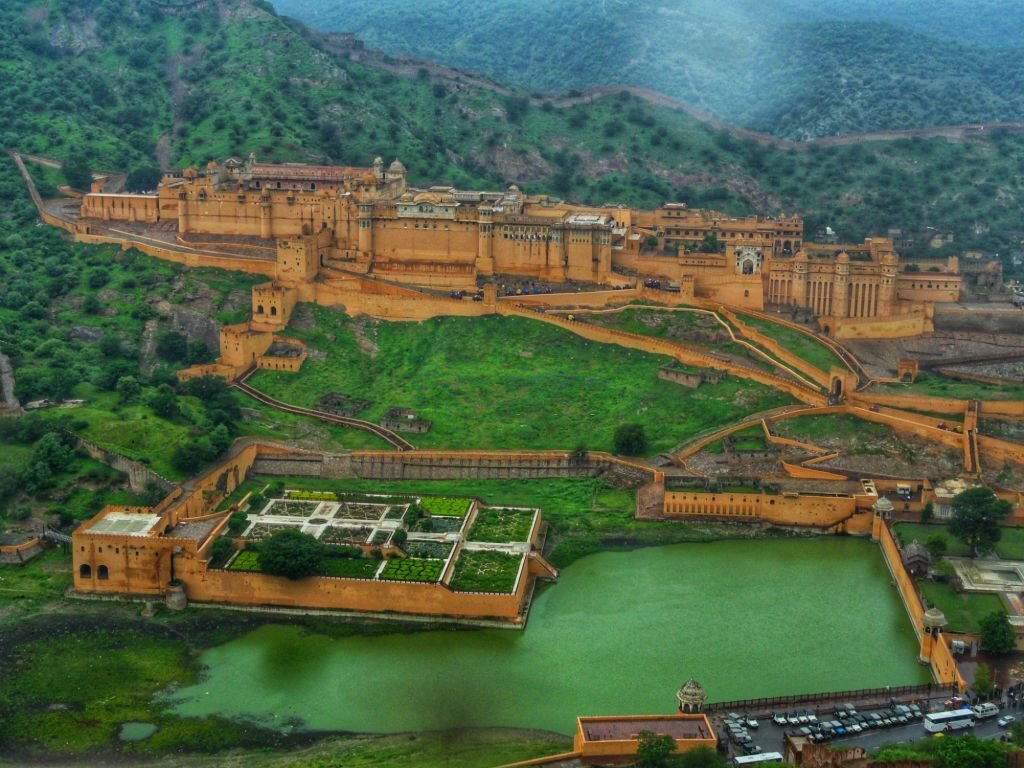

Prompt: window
xmin=98 ymin=565 xmax=109 ymax=580
xmin=79 ymin=564 xmax=91 ymax=578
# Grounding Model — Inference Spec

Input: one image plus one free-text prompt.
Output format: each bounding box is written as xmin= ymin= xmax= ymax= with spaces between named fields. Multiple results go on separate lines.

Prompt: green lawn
xmin=894 ymin=522 xmax=1024 ymax=560
xmin=875 ymin=372 xmax=1024 ymax=401
xmin=738 ymin=314 xmax=845 ymax=373
xmin=247 ymin=308 xmax=794 ymax=456
xmin=917 ymin=581 xmax=1006 ymax=634
xmin=0 ymin=550 xmax=72 ymax=624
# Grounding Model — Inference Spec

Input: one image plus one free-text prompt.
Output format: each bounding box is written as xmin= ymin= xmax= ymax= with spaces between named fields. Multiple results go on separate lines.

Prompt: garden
xmin=418 ymin=497 xmax=473 ymax=517
xmin=467 ymin=508 xmax=536 ymax=543
xmin=320 ymin=526 xmax=375 ymax=546
xmin=379 ymin=558 xmax=445 ymax=583
xmin=321 ymin=556 xmax=381 ymax=579
xmin=335 ymin=502 xmax=391 ymax=521
xmin=287 ymin=490 xmax=338 ymax=502
xmin=449 ymin=551 xmax=524 ymax=593
xmin=262 ymin=499 xmax=320 ymax=517
xmin=227 ymin=550 xmax=261 ymax=572
xmin=402 ymin=540 xmax=453 ymax=560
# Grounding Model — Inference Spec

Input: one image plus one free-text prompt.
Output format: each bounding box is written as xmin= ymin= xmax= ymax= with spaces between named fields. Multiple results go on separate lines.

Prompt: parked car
xmin=772 ymin=713 xmax=788 ymax=726
xmin=998 ymin=715 xmax=1016 ymax=728
xmin=745 ymin=716 xmax=760 ymax=729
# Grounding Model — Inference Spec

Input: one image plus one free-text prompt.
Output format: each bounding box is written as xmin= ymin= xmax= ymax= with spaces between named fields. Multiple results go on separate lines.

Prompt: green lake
xmin=169 ymin=538 xmax=929 ymax=734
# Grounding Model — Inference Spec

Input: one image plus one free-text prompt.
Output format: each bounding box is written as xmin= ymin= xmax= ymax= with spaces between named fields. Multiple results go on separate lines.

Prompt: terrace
xmin=222 ymin=488 xmax=538 ymax=594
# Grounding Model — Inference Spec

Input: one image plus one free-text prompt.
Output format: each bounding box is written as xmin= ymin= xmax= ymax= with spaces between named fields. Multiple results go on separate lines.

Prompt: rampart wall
xmin=71 ymin=435 xmax=175 ymax=494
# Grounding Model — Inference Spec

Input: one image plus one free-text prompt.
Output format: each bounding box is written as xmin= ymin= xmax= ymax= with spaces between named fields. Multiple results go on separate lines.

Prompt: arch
xmin=741 ymin=259 xmax=755 ymax=275
xmin=256 ymin=304 xmax=264 ymax=314
xmin=79 ymin=564 xmax=91 ymax=579
xmin=783 ymin=240 xmax=792 ymax=255
xmin=97 ymin=564 xmax=109 ymax=580
xmin=270 ymin=306 xmax=277 ymax=316
xmin=822 ymin=324 xmax=831 ymax=337
xmin=830 ymin=376 xmax=843 ymax=400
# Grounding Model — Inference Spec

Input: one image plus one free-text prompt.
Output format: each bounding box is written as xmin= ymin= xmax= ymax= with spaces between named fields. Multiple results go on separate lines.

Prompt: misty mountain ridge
xmin=273 ymin=0 xmax=1024 ymax=139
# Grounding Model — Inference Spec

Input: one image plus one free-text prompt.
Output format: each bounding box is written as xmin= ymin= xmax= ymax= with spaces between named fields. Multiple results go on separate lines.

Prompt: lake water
xmin=169 ymin=538 xmax=928 ymax=734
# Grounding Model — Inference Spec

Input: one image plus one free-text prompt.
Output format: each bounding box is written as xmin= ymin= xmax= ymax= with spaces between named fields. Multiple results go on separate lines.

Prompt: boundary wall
xmin=72 ymin=435 xmax=176 ymax=493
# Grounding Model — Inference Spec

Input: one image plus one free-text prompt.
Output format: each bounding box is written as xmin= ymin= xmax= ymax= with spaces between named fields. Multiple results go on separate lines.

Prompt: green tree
xmin=933 ymin=733 xmax=1006 ymax=768
xmin=925 ymin=533 xmax=948 ymax=557
xmin=259 ymin=529 xmax=324 ymax=580
xmin=155 ymin=330 xmax=190 ymax=363
xmin=613 ymin=423 xmax=647 ymax=456
xmin=62 ymin=154 xmax=92 ymax=191
xmin=116 ymin=375 xmax=141 ymax=404
xmin=700 ymin=234 xmax=723 ymax=253
xmin=676 ymin=746 xmax=728 ymax=768
xmin=636 ymin=730 xmax=676 ymax=768
xmin=949 ymin=487 xmax=1013 ymax=557
xmin=979 ymin=610 xmax=1015 ymax=656
xmin=208 ymin=537 xmax=235 ymax=568
xmin=921 ymin=500 xmax=935 ymax=523
xmin=392 ymin=528 xmax=408 ymax=549
xmin=125 ymin=166 xmax=161 ymax=193
xmin=227 ymin=510 xmax=249 ymax=536
xmin=972 ymin=663 xmax=993 ymax=697
xmin=148 ymin=384 xmax=180 ymax=420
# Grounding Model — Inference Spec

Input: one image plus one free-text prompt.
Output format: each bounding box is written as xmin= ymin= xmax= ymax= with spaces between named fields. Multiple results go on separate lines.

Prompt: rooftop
xmin=86 ymin=510 xmax=162 ymax=537
xmin=579 ymin=715 xmax=713 ymax=742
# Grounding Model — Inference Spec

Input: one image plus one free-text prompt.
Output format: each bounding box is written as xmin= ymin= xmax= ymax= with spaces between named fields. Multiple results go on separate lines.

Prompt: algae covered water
xmin=169 ymin=538 xmax=928 ymax=734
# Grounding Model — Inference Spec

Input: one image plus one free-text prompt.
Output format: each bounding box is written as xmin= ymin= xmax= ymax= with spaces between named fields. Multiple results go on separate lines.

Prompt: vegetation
xmin=277 ymin=0 xmax=1024 ymax=139
xmin=636 ymin=729 xmax=677 ymax=768
xmin=979 ymin=611 xmax=1016 ymax=656
xmin=467 ymin=507 xmax=535 ymax=543
xmin=379 ymin=557 xmax=444 ymax=583
xmin=449 ymin=551 xmax=522 ymax=592
xmin=737 ymin=314 xmax=844 ymax=373
xmin=875 ymin=372 xmax=1024 ymax=401
xmin=917 ymin=581 xmax=1005 ymax=635
xmin=613 ymin=423 xmax=648 ymax=456
xmin=949 ymin=487 xmax=1014 ymax=557
xmin=417 ymin=496 xmax=472 ymax=517
xmin=248 ymin=308 xmax=794 ymax=456
xmin=874 ymin=733 xmax=1009 ymax=768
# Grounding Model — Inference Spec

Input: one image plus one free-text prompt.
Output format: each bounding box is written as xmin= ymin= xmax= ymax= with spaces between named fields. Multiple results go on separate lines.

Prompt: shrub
xmin=613 ymin=423 xmax=647 ymax=455
xmin=259 ymin=529 xmax=324 ymax=580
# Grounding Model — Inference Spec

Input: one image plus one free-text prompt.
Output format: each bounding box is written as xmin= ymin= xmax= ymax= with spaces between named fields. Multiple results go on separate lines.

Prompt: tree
xmin=392 ymin=528 xmax=408 ymax=549
xmin=676 ymin=746 xmax=728 ymax=768
xmin=921 ymin=500 xmax=935 ymax=523
xmin=636 ymin=730 xmax=675 ymax=768
xmin=979 ymin=610 xmax=1015 ymax=656
xmin=209 ymin=537 xmax=235 ymax=568
xmin=948 ymin=487 xmax=1013 ymax=557
xmin=155 ymin=330 xmax=190 ymax=363
xmin=613 ymin=423 xmax=647 ymax=456
xmin=700 ymin=234 xmax=723 ymax=253
xmin=125 ymin=166 xmax=161 ymax=193
xmin=933 ymin=733 xmax=1006 ymax=768
xmin=925 ymin=533 xmax=948 ymax=557
xmin=972 ymin=663 xmax=993 ymax=697
xmin=63 ymin=154 xmax=92 ymax=191
xmin=148 ymin=384 xmax=180 ymax=419
xmin=227 ymin=511 xmax=249 ymax=536
xmin=259 ymin=529 xmax=323 ymax=580
xmin=116 ymin=375 xmax=141 ymax=404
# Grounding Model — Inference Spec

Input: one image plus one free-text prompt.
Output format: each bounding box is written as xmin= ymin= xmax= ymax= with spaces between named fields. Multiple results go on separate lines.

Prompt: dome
xmin=676 ymin=679 xmax=707 ymax=713
xmin=836 ymin=250 xmax=850 ymax=262
xmin=206 ymin=160 xmax=219 ymax=170
xmin=874 ymin=496 xmax=894 ymax=514
xmin=413 ymin=191 xmax=442 ymax=205
xmin=923 ymin=607 xmax=947 ymax=630
xmin=373 ymin=156 xmax=384 ymax=165
xmin=389 ymin=159 xmax=406 ymax=174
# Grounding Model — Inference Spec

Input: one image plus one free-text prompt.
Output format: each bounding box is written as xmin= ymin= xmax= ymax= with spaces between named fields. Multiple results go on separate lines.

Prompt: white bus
xmin=924 ymin=709 xmax=975 ymax=733
xmin=734 ymin=752 xmax=784 ymax=765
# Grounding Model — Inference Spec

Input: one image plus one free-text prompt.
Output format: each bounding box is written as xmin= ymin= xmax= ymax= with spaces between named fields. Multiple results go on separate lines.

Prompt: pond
xmin=168 ymin=538 xmax=927 ymax=734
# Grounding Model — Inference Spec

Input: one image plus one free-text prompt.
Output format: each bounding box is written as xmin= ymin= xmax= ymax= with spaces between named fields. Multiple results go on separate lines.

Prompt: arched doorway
xmin=98 ymin=564 xmax=109 ymax=580
xmin=831 ymin=377 xmax=843 ymax=401
xmin=79 ymin=564 xmax=91 ymax=578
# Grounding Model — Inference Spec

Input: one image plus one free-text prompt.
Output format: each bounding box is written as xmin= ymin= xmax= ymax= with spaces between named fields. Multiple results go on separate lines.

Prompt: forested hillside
xmin=274 ymin=0 xmax=1024 ymax=139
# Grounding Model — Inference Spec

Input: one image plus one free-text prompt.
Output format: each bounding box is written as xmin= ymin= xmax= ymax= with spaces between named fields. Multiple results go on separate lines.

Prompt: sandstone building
xmin=79 ymin=154 xmax=962 ymax=340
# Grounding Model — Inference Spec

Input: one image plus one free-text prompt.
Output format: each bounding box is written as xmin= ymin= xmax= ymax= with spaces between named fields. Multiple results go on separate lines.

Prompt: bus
xmin=734 ymin=752 xmax=784 ymax=765
xmin=924 ymin=709 xmax=975 ymax=733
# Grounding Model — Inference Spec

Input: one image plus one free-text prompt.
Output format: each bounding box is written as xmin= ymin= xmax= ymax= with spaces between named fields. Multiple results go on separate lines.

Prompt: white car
xmin=998 ymin=715 xmax=1016 ymax=728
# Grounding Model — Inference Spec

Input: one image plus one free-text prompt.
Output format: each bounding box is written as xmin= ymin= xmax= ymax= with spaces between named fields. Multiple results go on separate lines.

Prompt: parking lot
xmin=714 ymin=697 xmax=1020 ymax=760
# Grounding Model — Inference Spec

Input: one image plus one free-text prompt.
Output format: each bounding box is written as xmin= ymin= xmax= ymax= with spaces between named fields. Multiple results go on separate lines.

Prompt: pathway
xmin=233 ymin=373 xmax=416 ymax=451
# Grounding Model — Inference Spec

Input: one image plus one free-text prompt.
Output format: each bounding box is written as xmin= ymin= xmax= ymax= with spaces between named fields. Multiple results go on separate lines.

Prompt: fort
xmin=67 ymin=154 xmax=964 ymax=374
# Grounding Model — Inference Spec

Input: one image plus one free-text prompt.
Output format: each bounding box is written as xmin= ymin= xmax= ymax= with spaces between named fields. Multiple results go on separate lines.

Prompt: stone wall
xmin=72 ymin=436 xmax=175 ymax=494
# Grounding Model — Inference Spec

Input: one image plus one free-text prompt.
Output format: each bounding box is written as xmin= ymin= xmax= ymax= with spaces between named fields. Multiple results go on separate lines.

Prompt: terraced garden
xmin=468 ymin=508 xmax=536 ymax=542
xmin=418 ymin=497 xmax=473 ymax=517
xmin=379 ymin=558 xmax=445 ymax=583
xmin=449 ymin=551 xmax=523 ymax=593
xmin=321 ymin=557 xmax=381 ymax=579
xmin=228 ymin=550 xmax=261 ymax=572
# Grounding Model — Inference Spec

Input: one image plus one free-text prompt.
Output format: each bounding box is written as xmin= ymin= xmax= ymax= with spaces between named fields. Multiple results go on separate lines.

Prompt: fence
xmin=708 ymin=682 xmax=956 ymax=713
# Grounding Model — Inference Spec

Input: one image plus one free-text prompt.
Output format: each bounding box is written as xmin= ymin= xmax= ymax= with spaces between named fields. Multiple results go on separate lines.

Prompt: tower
xmin=833 ymin=251 xmax=850 ymax=319
xmin=676 ymin=679 xmax=707 ymax=714
xmin=477 ymin=205 xmax=494 ymax=275
xmin=879 ymin=251 xmax=897 ymax=317
xmin=358 ymin=201 xmax=374 ymax=254
xmin=791 ymin=250 xmax=809 ymax=308
xmin=919 ymin=607 xmax=948 ymax=664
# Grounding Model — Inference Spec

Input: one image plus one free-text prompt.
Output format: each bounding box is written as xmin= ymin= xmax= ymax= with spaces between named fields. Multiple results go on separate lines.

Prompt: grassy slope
xmin=738 ymin=313 xmax=845 ymax=373
xmin=873 ymin=372 xmax=1024 ymax=401
xmin=246 ymin=307 xmax=795 ymax=455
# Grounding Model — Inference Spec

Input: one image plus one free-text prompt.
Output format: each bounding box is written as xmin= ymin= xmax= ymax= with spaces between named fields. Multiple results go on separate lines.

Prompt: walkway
xmin=233 ymin=373 xmax=415 ymax=451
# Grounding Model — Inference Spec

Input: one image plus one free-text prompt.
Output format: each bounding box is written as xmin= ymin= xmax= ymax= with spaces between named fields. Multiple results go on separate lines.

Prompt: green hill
xmin=274 ymin=0 xmax=1024 ymax=139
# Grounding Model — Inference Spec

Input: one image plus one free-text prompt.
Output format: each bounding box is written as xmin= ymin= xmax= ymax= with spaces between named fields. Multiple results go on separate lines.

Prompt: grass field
xmin=894 ymin=523 xmax=1024 ymax=561
xmin=773 ymin=413 xmax=895 ymax=453
xmin=917 ymin=581 xmax=1006 ymax=634
xmin=738 ymin=314 xmax=845 ymax=373
xmin=874 ymin=372 xmax=1024 ymax=401
xmin=247 ymin=309 xmax=794 ymax=456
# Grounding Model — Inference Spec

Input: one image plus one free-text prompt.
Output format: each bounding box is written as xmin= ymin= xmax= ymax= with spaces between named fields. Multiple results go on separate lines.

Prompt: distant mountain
xmin=3 ymin=0 xmax=1024 ymax=264
xmin=272 ymin=0 xmax=1024 ymax=139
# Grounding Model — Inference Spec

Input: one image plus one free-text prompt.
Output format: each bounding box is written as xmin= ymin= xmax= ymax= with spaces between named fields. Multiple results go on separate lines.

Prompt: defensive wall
xmin=719 ymin=308 xmax=835 ymax=388
xmin=873 ymin=515 xmax=964 ymax=690
xmin=71 ymin=435 xmax=176 ymax=494
xmin=0 ymin=535 xmax=44 ymax=565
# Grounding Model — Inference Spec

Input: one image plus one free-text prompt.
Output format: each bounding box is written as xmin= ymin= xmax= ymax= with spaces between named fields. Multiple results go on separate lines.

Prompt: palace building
xmin=78 ymin=154 xmax=962 ymax=339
